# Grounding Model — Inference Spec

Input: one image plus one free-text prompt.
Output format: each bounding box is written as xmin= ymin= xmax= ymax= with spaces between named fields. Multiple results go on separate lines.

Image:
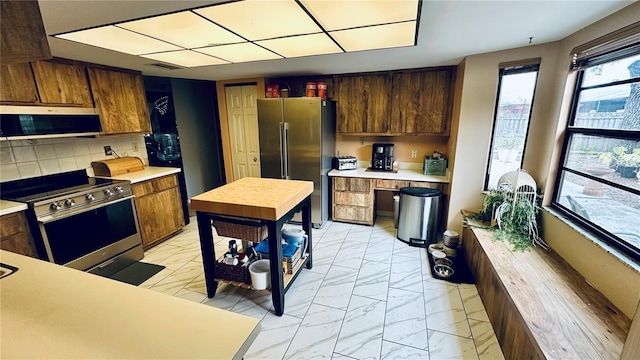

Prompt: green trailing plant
xmin=469 ymin=189 xmax=505 ymax=223
xmin=469 ymin=190 xmax=546 ymax=252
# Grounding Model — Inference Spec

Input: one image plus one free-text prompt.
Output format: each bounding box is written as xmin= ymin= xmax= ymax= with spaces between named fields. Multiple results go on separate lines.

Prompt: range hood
xmin=0 ymin=105 xmax=102 ymax=140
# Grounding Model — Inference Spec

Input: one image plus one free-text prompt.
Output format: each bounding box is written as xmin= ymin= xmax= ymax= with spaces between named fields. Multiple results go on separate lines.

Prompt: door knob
xmin=253 ymin=157 xmax=257 ymax=162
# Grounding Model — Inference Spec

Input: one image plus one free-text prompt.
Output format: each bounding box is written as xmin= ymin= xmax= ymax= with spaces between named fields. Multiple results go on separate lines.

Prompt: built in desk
xmin=190 ymin=177 xmax=314 ymax=316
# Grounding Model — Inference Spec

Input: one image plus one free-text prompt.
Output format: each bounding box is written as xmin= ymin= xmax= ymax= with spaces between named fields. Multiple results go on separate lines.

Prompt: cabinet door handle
xmin=253 ymin=157 xmax=257 ymax=162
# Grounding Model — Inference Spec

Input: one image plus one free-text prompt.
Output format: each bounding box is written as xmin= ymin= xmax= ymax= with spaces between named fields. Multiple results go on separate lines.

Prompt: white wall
xmin=0 ymin=136 xmax=147 ymax=181
xmin=447 ymin=2 xmax=640 ymax=318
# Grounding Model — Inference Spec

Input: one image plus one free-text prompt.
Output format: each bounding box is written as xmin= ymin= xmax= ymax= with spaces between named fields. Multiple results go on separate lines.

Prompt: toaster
xmin=333 ymin=156 xmax=357 ymax=170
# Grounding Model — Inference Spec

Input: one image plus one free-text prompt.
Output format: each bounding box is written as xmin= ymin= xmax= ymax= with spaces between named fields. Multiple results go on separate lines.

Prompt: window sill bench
xmin=461 ymin=211 xmax=630 ymax=359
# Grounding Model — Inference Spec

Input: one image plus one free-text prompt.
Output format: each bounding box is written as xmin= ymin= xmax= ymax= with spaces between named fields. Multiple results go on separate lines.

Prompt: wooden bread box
xmin=92 ymin=157 xmax=144 ymax=176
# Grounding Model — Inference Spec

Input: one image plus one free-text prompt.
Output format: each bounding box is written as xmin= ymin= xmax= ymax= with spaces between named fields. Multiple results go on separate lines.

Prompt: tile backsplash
xmin=0 ymin=136 xmax=148 ymax=182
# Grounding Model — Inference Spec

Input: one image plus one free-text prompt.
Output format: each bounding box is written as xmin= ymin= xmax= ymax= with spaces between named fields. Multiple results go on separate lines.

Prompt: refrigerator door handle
xmin=282 ymin=122 xmax=290 ymax=179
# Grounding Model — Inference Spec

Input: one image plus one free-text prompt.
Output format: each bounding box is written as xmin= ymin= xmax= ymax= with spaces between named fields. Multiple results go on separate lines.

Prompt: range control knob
xmin=64 ymin=199 xmax=75 ymax=207
xmin=104 ymin=189 xmax=113 ymax=196
xmin=114 ymin=186 xmax=124 ymax=193
xmin=86 ymin=193 xmax=95 ymax=201
xmin=50 ymin=202 xmax=62 ymax=211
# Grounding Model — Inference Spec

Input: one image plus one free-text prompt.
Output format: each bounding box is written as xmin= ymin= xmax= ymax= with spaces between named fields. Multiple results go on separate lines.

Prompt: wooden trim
xmin=215 ymin=77 xmax=265 ymax=184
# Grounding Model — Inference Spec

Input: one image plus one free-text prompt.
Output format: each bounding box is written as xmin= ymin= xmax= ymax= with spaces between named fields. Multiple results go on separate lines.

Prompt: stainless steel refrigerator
xmin=257 ymin=98 xmax=335 ymax=228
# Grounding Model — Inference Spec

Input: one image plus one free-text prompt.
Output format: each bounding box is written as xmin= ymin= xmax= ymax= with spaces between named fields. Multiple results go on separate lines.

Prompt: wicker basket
xmin=213 ymin=215 xmax=268 ymax=242
xmin=214 ymin=258 xmax=252 ymax=285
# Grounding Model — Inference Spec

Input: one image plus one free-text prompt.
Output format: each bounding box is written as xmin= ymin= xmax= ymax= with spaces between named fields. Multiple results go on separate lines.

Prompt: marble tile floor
xmin=139 ymin=216 xmax=505 ymax=360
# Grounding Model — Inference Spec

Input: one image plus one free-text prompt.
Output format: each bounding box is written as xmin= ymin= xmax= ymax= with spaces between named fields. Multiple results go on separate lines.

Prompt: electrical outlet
xmin=104 ymin=145 xmax=113 ymax=156
xmin=131 ymin=142 xmax=138 ymax=152
xmin=411 ymin=149 xmax=417 ymax=158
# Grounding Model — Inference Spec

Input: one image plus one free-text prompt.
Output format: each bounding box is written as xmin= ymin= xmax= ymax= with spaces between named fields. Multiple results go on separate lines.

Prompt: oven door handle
xmin=37 ymin=195 xmax=136 ymax=224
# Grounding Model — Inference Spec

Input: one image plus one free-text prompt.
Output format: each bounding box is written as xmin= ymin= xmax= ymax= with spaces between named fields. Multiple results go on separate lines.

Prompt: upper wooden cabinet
xmin=0 ymin=0 xmax=51 ymax=66
xmin=390 ymin=69 xmax=454 ymax=135
xmin=336 ymin=74 xmax=391 ymax=134
xmin=88 ymin=68 xmax=151 ymax=135
xmin=1 ymin=60 xmax=92 ymax=107
xmin=335 ymin=67 xmax=455 ymax=136
xmin=32 ymin=61 xmax=93 ymax=107
xmin=0 ymin=62 xmax=39 ymax=103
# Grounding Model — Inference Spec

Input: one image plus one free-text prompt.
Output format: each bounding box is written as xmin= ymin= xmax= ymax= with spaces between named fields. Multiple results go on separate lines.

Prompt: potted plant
xmin=469 ymin=189 xmax=546 ymax=251
xmin=600 ymin=146 xmax=640 ymax=179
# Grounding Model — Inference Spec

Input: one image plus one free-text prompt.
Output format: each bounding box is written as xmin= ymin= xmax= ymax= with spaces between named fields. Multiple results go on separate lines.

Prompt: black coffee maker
xmin=371 ymin=143 xmax=394 ymax=171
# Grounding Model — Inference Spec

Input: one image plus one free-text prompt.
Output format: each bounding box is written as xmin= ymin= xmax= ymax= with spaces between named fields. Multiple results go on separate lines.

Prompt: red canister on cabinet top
xmin=266 ymin=84 xmax=279 ymax=98
xmin=306 ymin=82 xmax=317 ymax=97
xmin=317 ymin=82 xmax=327 ymax=100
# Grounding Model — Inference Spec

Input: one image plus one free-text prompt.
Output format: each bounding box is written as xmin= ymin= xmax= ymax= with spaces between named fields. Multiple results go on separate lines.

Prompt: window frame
xmin=551 ymin=49 xmax=640 ymax=261
xmin=483 ymin=63 xmax=539 ymax=190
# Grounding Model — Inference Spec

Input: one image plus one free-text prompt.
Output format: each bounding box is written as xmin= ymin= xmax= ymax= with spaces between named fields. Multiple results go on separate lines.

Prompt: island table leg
xmin=196 ymin=212 xmax=218 ymax=297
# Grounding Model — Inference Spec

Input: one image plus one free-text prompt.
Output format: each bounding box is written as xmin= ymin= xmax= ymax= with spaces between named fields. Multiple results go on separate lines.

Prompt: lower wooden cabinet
xmin=332 ymin=177 xmax=375 ymax=225
xmin=0 ymin=211 xmax=37 ymax=258
xmin=132 ymin=174 xmax=185 ymax=249
xmin=332 ymin=176 xmax=447 ymax=226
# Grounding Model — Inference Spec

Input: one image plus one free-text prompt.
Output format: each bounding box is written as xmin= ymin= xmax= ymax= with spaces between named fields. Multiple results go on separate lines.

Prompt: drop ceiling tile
xmin=196 ymin=43 xmax=282 ymax=63
xmin=256 ymin=33 xmax=343 ymax=58
xmin=141 ymin=50 xmax=229 ymax=68
xmin=56 ymin=26 xmax=181 ymax=55
xmin=300 ymin=0 xmax=419 ymax=31
xmin=118 ymin=11 xmax=245 ymax=48
xmin=195 ymin=0 xmax=321 ymax=40
xmin=330 ymin=22 xmax=417 ymax=52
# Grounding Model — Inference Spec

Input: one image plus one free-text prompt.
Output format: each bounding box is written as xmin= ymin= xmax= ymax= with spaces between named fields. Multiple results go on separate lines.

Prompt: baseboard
xmin=377 ymin=210 xmax=394 ymax=217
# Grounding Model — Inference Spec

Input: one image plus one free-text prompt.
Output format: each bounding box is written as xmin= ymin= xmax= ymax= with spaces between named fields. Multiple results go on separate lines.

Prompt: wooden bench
xmin=462 ymin=213 xmax=631 ymax=359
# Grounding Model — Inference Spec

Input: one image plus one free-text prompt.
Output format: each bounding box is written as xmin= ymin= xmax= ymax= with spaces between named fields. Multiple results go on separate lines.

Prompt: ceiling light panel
xmin=118 ymin=11 xmax=245 ymax=48
xmin=330 ymin=21 xmax=417 ymax=52
xmin=195 ymin=0 xmax=321 ymax=40
xmin=196 ymin=43 xmax=282 ymax=63
xmin=300 ymin=0 xmax=419 ymax=31
xmin=56 ymin=26 xmax=181 ymax=55
xmin=256 ymin=33 xmax=342 ymax=58
xmin=141 ymin=50 xmax=229 ymax=67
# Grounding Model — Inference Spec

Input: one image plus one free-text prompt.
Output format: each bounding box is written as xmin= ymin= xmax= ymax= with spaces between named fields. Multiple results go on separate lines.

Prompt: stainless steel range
xmin=1 ymin=170 xmax=143 ymax=276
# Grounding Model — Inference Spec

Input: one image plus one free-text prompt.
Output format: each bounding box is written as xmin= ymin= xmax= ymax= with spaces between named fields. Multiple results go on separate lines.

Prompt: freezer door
xmin=284 ymin=98 xmax=323 ymax=222
xmin=257 ymin=99 xmax=284 ymax=179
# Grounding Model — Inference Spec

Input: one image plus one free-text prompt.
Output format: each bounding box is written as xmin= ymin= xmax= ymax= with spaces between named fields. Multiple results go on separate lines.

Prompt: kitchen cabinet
xmin=335 ymin=74 xmax=391 ymax=134
xmin=31 ymin=60 xmax=93 ymax=107
xmin=132 ymin=174 xmax=185 ymax=249
xmin=1 ymin=60 xmax=92 ymax=107
xmin=0 ymin=212 xmax=37 ymax=258
xmin=390 ymin=69 xmax=454 ymax=135
xmin=332 ymin=177 xmax=375 ymax=225
xmin=335 ymin=67 xmax=455 ymax=136
xmin=0 ymin=0 xmax=51 ymax=66
xmin=88 ymin=67 xmax=151 ymax=135
xmin=0 ymin=62 xmax=39 ymax=103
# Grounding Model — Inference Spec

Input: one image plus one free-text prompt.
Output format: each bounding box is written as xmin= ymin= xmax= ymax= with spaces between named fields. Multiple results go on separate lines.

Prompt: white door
xmin=226 ymin=85 xmax=261 ymax=180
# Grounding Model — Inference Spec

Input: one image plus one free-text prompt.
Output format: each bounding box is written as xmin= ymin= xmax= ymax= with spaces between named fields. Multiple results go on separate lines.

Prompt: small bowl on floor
xmin=434 ymin=264 xmax=454 ymax=278
xmin=435 ymin=258 xmax=453 ymax=267
xmin=428 ymin=243 xmax=444 ymax=254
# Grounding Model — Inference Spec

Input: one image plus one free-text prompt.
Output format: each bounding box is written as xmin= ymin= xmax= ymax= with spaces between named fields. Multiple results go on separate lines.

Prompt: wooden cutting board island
xmin=191 ymin=177 xmax=314 ymax=316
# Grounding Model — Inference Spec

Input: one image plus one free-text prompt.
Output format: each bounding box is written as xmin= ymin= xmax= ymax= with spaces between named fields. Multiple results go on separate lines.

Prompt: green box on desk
xmin=423 ymin=157 xmax=447 ymax=176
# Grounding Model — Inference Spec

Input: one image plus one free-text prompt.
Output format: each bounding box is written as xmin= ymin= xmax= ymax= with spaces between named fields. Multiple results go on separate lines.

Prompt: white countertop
xmin=0 ymin=199 xmax=28 ymax=216
xmin=93 ymin=166 xmax=181 ymax=184
xmin=0 ymin=250 xmax=260 ymax=359
xmin=329 ymin=168 xmax=449 ymax=183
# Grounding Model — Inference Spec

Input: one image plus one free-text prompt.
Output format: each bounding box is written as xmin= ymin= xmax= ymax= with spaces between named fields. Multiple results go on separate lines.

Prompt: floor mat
xmin=107 ymin=262 xmax=165 ymax=286
xmin=428 ymin=250 xmax=475 ymax=284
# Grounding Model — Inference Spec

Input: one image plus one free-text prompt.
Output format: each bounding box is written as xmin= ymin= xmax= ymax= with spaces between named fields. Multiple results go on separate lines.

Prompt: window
xmin=484 ymin=63 xmax=539 ymax=189
xmin=553 ymin=47 xmax=640 ymax=261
